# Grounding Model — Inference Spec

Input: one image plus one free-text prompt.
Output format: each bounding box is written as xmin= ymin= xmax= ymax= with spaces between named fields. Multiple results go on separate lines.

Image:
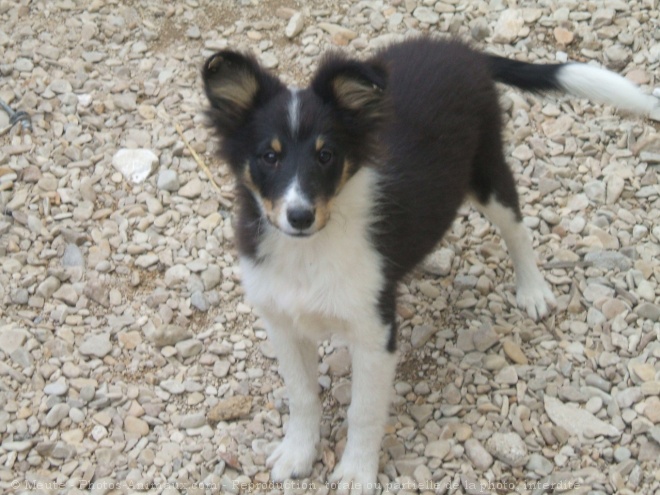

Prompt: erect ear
xmin=202 ymin=51 xmax=283 ymax=136
xmin=311 ymin=54 xmax=388 ymax=125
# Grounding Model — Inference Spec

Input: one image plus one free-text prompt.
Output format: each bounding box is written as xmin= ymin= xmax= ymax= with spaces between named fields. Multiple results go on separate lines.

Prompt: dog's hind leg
xmin=472 ymin=195 xmax=556 ymax=320
xmin=263 ymin=310 xmax=322 ymax=480
xmin=469 ymin=131 xmax=556 ymax=320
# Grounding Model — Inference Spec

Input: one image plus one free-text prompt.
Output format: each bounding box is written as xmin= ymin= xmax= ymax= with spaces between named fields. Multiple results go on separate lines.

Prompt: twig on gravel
xmin=541 ymin=260 xmax=593 ymax=270
xmin=174 ymin=122 xmax=232 ymax=208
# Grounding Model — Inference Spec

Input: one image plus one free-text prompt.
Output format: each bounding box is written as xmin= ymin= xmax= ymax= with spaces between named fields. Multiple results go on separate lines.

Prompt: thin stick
xmin=174 ymin=123 xmax=231 ymax=208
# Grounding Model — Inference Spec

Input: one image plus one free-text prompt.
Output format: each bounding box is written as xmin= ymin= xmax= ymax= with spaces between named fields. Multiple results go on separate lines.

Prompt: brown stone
xmin=553 ymin=27 xmax=574 ymax=45
xmin=124 ymin=416 xmax=149 ymax=436
xmin=503 ymin=340 xmax=529 ymax=365
xmin=208 ymin=396 xmax=253 ymax=422
xmin=644 ymin=396 xmax=660 ymax=423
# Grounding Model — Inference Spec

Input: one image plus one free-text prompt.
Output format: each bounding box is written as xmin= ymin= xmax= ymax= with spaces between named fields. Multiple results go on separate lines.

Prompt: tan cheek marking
xmin=314 ymin=198 xmax=332 ymax=230
xmin=338 ymin=159 xmax=353 ymax=191
xmin=243 ymin=166 xmax=258 ymax=192
xmin=267 ymin=198 xmax=283 ymax=225
xmin=315 ymin=160 xmax=353 ymax=228
xmin=271 ymin=138 xmax=282 ymax=153
xmin=243 ymin=167 xmax=275 ymax=222
xmin=315 ymin=137 xmax=325 ymax=152
xmin=262 ymin=198 xmax=274 ymax=214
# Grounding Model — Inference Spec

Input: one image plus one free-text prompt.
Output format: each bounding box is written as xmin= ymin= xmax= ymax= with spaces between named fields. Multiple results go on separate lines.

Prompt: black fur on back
xmin=366 ymin=38 xmax=512 ymax=282
xmin=359 ymin=38 xmax=524 ymax=346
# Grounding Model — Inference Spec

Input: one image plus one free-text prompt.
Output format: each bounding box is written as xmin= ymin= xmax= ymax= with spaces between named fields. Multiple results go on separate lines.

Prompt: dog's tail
xmin=487 ymin=55 xmax=659 ymax=116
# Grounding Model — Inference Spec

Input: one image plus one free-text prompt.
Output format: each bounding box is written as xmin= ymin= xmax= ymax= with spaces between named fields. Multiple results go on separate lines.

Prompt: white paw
xmin=328 ymin=453 xmax=379 ymax=495
xmin=267 ymin=436 xmax=317 ymax=481
xmin=516 ymin=279 xmax=556 ymax=321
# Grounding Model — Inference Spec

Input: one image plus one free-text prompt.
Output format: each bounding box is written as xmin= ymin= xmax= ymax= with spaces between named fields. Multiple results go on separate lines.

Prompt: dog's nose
xmin=287 ymin=207 xmax=315 ymax=230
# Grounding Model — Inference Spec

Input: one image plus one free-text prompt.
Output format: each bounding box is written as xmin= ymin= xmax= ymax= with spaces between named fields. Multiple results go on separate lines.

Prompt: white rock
xmin=413 ymin=6 xmax=440 ymax=24
xmin=260 ymin=52 xmax=279 ymax=69
xmin=584 ymin=180 xmax=606 ymax=203
xmin=157 ymin=169 xmax=180 ymax=191
xmin=160 ymin=380 xmax=185 ymax=395
xmin=164 ymin=264 xmax=191 ymax=285
xmin=526 ymin=453 xmax=553 ymax=476
xmin=584 ymin=251 xmax=632 ymax=270
xmin=176 ymin=339 xmax=203 ymax=358
xmin=318 ymin=23 xmax=357 ymax=41
xmin=44 ymin=378 xmax=69 ymax=396
xmin=422 ymin=248 xmax=454 ymax=276
xmin=45 ymin=404 xmax=70 ymax=427
xmin=146 ymin=324 xmax=191 ymax=347
xmin=180 ymin=412 xmax=206 ymax=429
xmin=135 ymin=254 xmax=159 ymax=268
xmin=493 ymin=9 xmax=524 ymax=43
xmin=332 ymin=381 xmax=351 ymax=405
xmin=544 ymin=396 xmax=620 ymax=440
xmin=424 ymin=440 xmax=450 ymax=459
xmin=79 ymin=334 xmax=112 ymax=358
xmin=178 ymin=178 xmax=203 ymax=198
xmin=411 ymin=325 xmax=438 ymax=348
xmin=486 ymin=432 xmax=528 ymax=467
xmin=112 ymin=149 xmax=158 ymax=184
xmin=49 ymin=79 xmax=72 ymax=94
xmin=465 ymin=439 xmax=493 ymax=470
xmin=285 ymin=12 xmax=304 ymax=38
xmin=1 ymin=327 xmax=28 ymax=354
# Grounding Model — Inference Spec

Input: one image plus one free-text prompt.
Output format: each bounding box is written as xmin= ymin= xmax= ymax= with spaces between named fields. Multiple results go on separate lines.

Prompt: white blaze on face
xmin=278 ymin=178 xmax=314 ymax=233
xmin=288 ymin=87 xmax=301 ymax=138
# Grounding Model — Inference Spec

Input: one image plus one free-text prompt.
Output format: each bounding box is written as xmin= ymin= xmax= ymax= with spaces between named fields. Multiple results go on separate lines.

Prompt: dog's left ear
xmin=312 ymin=55 xmax=388 ymax=127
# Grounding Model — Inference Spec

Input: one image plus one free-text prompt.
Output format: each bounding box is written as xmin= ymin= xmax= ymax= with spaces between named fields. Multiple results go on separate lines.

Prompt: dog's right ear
xmin=202 ymin=51 xmax=282 ymax=136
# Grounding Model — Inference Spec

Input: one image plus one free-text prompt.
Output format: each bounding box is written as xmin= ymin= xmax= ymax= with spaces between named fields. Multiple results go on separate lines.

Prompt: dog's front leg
xmin=330 ymin=330 xmax=397 ymax=495
xmin=263 ymin=310 xmax=322 ymax=480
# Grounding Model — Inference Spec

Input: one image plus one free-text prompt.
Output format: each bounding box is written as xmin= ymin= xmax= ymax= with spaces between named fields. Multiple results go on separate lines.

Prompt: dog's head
xmin=202 ymin=50 xmax=388 ymax=237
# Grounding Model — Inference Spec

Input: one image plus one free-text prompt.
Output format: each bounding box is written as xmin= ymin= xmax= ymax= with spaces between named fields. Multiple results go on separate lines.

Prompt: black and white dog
xmin=202 ymin=37 xmax=657 ymax=494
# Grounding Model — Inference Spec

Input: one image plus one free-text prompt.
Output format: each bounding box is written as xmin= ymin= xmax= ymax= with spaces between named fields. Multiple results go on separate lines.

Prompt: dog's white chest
xmin=240 ymin=168 xmax=383 ymax=324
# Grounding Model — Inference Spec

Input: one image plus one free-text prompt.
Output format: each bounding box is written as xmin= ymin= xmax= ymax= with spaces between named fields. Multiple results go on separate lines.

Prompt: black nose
xmin=287 ymin=207 xmax=315 ymax=230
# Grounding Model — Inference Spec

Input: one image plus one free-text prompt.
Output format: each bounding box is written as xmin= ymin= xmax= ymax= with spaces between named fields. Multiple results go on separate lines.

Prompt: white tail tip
xmin=557 ymin=63 xmax=660 ymax=115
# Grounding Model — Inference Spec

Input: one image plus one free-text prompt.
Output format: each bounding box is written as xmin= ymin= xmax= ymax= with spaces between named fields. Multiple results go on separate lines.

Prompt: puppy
xmin=202 ymin=37 xmax=657 ymax=494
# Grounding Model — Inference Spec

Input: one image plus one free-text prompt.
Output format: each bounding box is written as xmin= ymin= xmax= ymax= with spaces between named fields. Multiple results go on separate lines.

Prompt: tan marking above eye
xmin=315 ymin=137 xmax=325 ymax=152
xmin=271 ymin=138 xmax=282 ymax=153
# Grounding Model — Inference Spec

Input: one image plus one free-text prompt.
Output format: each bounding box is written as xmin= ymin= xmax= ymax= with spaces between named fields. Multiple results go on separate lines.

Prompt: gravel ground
xmin=1 ymin=0 xmax=660 ymax=494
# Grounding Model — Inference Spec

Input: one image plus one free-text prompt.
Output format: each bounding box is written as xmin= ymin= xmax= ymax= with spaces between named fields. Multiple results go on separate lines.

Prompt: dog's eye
xmin=318 ymin=149 xmax=333 ymax=166
xmin=262 ymin=151 xmax=279 ymax=166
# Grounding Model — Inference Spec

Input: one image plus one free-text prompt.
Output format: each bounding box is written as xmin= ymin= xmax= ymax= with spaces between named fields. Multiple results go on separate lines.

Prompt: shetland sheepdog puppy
xmin=202 ymin=37 xmax=657 ymax=494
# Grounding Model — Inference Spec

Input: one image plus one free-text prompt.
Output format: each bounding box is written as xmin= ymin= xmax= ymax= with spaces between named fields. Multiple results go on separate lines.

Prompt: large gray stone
xmin=544 ymin=396 xmax=620 ymax=440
